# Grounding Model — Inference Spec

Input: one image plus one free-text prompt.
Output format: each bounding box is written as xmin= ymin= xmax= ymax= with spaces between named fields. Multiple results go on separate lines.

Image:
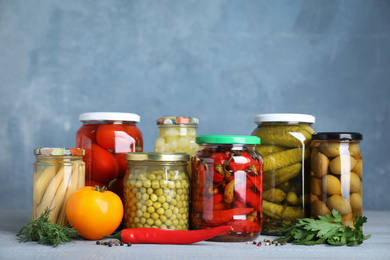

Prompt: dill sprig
xmin=16 ymin=208 xmax=80 ymax=247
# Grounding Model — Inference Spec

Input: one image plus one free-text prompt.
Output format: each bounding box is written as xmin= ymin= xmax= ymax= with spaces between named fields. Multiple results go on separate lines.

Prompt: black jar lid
xmin=312 ymin=132 xmax=363 ymax=141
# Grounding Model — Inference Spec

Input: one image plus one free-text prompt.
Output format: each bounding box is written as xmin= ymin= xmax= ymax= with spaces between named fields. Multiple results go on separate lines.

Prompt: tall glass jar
xmin=310 ymin=132 xmax=363 ymax=228
xmin=251 ymin=113 xmax=315 ymax=235
xmin=154 ymin=117 xmax=199 ymax=177
xmin=191 ymin=135 xmax=263 ymax=242
xmin=123 ymin=152 xmax=190 ymax=230
xmin=76 ymin=112 xmax=143 ymax=199
xmin=33 ymin=147 xmax=85 ymax=226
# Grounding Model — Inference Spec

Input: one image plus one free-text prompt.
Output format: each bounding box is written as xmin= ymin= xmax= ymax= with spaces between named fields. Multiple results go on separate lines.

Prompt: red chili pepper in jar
xmin=104 ymin=226 xmax=232 ymax=244
xmin=203 ymin=208 xmax=254 ymax=224
xmin=226 ymin=152 xmax=255 ymax=172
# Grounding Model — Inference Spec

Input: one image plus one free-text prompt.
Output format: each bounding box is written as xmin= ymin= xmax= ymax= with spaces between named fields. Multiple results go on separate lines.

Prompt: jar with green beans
xmin=123 ymin=152 xmax=190 ymax=230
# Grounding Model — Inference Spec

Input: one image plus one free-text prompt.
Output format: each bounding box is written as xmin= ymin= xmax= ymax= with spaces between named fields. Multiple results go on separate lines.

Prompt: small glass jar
xmin=76 ymin=112 xmax=143 ymax=199
xmin=251 ymin=113 xmax=315 ymax=235
xmin=154 ymin=117 xmax=199 ymax=176
xmin=33 ymin=147 xmax=85 ymax=226
xmin=190 ymin=135 xmax=263 ymax=242
xmin=123 ymin=152 xmax=190 ymax=230
xmin=310 ymin=132 xmax=363 ymax=228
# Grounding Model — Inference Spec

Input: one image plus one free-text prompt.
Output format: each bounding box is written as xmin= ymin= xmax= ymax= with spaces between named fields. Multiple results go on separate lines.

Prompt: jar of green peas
xmin=123 ymin=152 xmax=190 ymax=230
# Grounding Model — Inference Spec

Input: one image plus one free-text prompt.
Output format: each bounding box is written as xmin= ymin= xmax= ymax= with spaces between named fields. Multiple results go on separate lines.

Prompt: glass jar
xmin=190 ymin=135 xmax=263 ymax=242
xmin=33 ymin=147 xmax=85 ymax=226
xmin=154 ymin=117 xmax=199 ymax=176
xmin=76 ymin=112 xmax=143 ymax=199
xmin=123 ymin=152 xmax=190 ymax=230
xmin=251 ymin=113 xmax=315 ymax=235
xmin=310 ymin=132 xmax=363 ymax=228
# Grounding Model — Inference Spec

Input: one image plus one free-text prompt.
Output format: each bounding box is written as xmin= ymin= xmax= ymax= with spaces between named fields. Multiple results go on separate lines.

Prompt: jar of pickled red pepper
xmin=251 ymin=113 xmax=315 ymax=235
xmin=123 ymin=152 xmax=190 ymax=230
xmin=33 ymin=147 xmax=85 ymax=226
xmin=190 ymin=135 xmax=263 ymax=242
xmin=76 ymin=112 xmax=143 ymax=199
xmin=310 ymin=132 xmax=363 ymax=228
xmin=154 ymin=117 xmax=199 ymax=176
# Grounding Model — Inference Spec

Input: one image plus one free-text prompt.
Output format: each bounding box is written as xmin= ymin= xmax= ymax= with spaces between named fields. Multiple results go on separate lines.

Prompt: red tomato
xmin=96 ymin=124 xmax=135 ymax=152
xmin=114 ymin=153 xmax=128 ymax=179
xmin=76 ymin=124 xmax=98 ymax=147
xmin=90 ymin=144 xmax=119 ymax=183
xmin=124 ymin=124 xmax=143 ymax=151
xmin=85 ymin=179 xmax=107 ymax=189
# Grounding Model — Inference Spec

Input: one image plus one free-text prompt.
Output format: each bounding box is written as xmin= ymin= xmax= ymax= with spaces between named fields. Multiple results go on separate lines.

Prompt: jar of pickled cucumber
xmin=76 ymin=112 xmax=143 ymax=199
xmin=33 ymin=147 xmax=85 ymax=226
xmin=310 ymin=132 xmax=363 ymax=228
xmin=154 ymin=117 xmax=199 ymax=177
xmin=123 ymin=152 xmax=190 ymax=230
xmin=251 ymin=113 xmax=315 ymax=235
xmin=191 ymin=135 xmax=263 ymax=242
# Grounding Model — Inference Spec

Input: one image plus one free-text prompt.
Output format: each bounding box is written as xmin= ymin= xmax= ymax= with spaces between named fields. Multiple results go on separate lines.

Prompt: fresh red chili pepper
xmin=209 ymin=152 xmax=230 ymax=164
xmin=227 ymin=220 xmax=260 ymax=233
xmin=203 ymin=193 xmax=223 ymax=210
xmin=105 ymin=226 xmax=232 ymax=244
xmin=227 ymin=152 xmax=255 ymax=172
xmin=203 ymin=208 xmax=254 ymax=224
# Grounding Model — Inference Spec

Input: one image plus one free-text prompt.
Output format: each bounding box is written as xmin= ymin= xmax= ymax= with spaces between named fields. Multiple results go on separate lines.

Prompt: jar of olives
xmin=310 ymin=132 xmax=363 ymax=228
xmin=154 ymin=117 xmax=199 ymax=176
xmin=191 ymin=135 xmax=263 ymax=242
xmin=123 ymin=152 xmax=190 ymax=230
xmin=251 ymin=113 xmax=315 ymax=235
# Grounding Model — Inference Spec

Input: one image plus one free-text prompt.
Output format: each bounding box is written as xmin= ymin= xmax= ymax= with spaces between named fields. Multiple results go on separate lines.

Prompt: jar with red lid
xmin=190 ymin=135 xmax=263 ymax=242
xmin=76 ymin=112 xmax=143 ymax=199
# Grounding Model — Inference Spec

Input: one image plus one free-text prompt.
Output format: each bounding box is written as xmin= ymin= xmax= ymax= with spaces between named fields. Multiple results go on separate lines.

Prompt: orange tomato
xmin=66 ymin=186 xmax=124 ymax=240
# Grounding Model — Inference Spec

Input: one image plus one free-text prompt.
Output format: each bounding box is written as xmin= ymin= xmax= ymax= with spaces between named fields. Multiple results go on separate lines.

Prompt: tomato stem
xmin=93 ymin=185 xmax=107 ymax=193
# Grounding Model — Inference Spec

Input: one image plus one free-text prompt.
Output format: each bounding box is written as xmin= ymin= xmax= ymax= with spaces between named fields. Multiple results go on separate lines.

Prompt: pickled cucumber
xmin=263 ymin=188 xmax=286 ymax=203
xmin=255 ymin=145 xmax=287 ymax=157
xmin=255 ymin=125 xmax=312 ymax=148
xmin=263 ymin=148 xmax=309 ymax=172
xmin=263 ymin=163 xmax=302 ymax=190
xmin=262 ymin=200 xmax=304 ymax=220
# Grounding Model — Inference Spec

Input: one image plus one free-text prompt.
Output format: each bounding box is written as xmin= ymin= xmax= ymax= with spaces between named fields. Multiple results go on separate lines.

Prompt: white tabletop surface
xmin=0 ymin=210 xmax=389 ymax=260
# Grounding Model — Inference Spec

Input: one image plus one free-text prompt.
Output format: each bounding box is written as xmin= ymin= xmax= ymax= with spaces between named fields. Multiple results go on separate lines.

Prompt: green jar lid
xmin=125 ymin=152 xmax=190 ymax=161
xmin=196 ymin=135 xmax=261 ymax=144
xmin=156 ymin=117 xmax=199 ymax=125
xmin=34 ymin=147 xmax=85 ymax=156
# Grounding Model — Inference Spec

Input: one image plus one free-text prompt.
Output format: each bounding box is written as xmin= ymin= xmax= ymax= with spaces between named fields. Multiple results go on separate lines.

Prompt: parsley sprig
xmin=276 ymin=210 xmax=371 ymax=246
xmin=17 ymin=208 xmax=80 ymax=247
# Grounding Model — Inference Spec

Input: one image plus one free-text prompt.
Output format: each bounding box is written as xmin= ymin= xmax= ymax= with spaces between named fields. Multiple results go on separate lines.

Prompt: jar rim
xmin=34 ymin=147 xmax=85 ymax=156
xmin=156 ymin=117 xmax=199 ymax=125
xmin=196 ymin=135 xmax=260 ymax=145
xmin=79 ymin=112 xmax=140 ymax=123
xmin=312 ymin=132 xmax=363 ymax=140
xmin=125 ymin=152 xmax=189 ymax=161
xmin=254 ymin=113 xmax=315 ymax=124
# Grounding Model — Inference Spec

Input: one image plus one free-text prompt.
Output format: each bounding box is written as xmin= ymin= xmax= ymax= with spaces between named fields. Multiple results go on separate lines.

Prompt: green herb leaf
xmin=16 ymin=208 xmax=80 ymax=247
xmin=276 ymin=210 xmax=370 ymax=246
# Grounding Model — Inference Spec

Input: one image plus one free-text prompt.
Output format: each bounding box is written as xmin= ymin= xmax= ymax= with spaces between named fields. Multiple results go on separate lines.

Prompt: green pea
xmin=177 ymin=225 xmax=183 ymax=230
xmin=140 ymin=217 xmax=146 ymax=224
xmin=136 ymin=210 xmax=143 ymax=217
xmin=144 ymin=224 xmax=151 ymax=228
xmin=150 ymin=194 xmax=158 ymax=202
xmin=156 ymin=208 xmax=165 ymax=215
xmin=175 ymin=181 xmax=182 ymax=189
xmin=147 ymin=206 xmax=155 ymax=213
xmin=141 ymin=205 xmax=147 ymax=212
xmin=160 ymin=180 xmax=168 ymax=188
xmin=147 ymin=188 xmax=154 ymax=195
xmin=151 ymin=212 xmax=159 ymax=220
xmin=177 ymin=189 xmax=183 ymax=195
xmin=146 ymin=218 xmax=154 ymax=225
xmin=135 ymin=180 xmax=143 ymax=188
xmin=136 ymin=223 xmax=142 ymax=228
xmin=148 ymin=173 xmax=156 ymax=180
xmin=168 ymin=181 xmax=175 ymax=189
xmin=165 ymin=219 xmax=172 ymax=226
xmin=171 ymin=214 xmax=177 ymax=220
xmin=155 ymin=188 xmax=163 ymax=196
xmin=134 ymin=217 xmax=140 ymax=223
xmin=179 ymin=208 xmax=184 ymax=214
xmin=172 ymin=219 xmax=179 ymax=226
xmin=171 ymin=199 xmax=177 ymax=206
xmin=136 ymin=202 xmax=142 ymax=209
xmin=158 ymin=196 xmax=166 ymax=203
xmin=162 ymin=202 xmax=169 ymax=210
xmin=177 ymin=201 xmax=183 ymax=208
xmin=153 ymin=202 xmax=161 ymax=209
xmin=155 ymin=219 xmax=162 ymax=227
xmin=142 ymin=193 xmax=149 ymax=201
xmin=145 ymin=199 xmax=153 ymax=207
xmin=160 ymin=224 xmax=168 ymax=229
xmin=166 ymin=196 xmax=172 ymax=203
xmin=144 ymin=212 xmax=150 ymax=219
xmin=130 ymin=211 xmax=136 ymax=218
xmin=165 ymin=209 xmax=173 ymax=218
xmin=159 ymin=214 xmax=167 ymax=222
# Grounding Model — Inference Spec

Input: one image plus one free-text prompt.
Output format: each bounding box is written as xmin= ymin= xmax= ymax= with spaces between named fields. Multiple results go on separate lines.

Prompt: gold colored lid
xmin=125 ymin=152 xmax=189 ymax=161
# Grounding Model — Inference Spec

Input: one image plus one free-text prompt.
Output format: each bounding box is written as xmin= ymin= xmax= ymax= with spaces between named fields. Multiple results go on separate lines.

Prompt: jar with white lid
xmin=76 ymin=112 xmax=143 ymax=199
xmin=251 ymin=113 xmax=315 ymax=235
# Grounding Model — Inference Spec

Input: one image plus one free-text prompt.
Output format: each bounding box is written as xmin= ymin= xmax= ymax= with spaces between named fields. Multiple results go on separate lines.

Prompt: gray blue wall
xmin=1 ymin=0 xmax=389 ymax=210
